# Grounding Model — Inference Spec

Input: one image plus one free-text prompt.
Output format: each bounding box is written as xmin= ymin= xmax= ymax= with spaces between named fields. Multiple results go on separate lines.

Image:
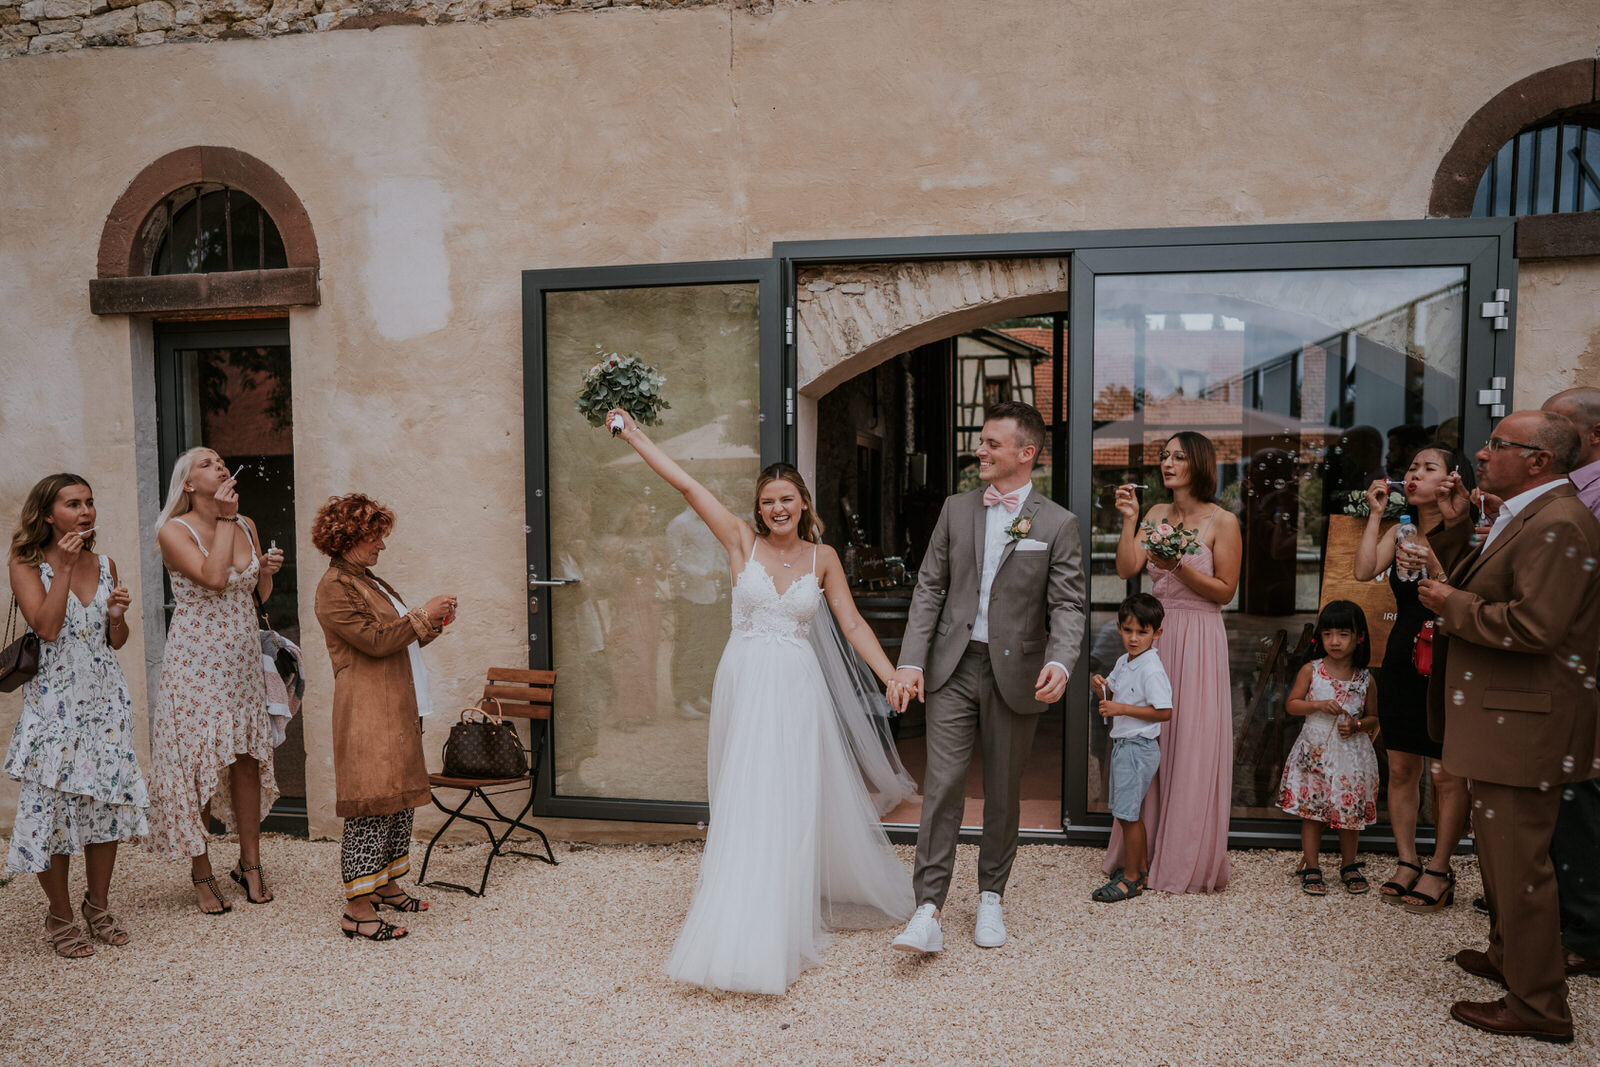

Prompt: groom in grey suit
xmin=889 ymin=401 xmax=1085 ymax=953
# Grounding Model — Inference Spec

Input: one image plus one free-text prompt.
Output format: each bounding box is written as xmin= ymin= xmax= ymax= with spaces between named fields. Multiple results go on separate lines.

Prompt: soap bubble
xmin=1484 ymin=809 xmax=1495 ymax=819
xmin=1452 ymin=690 xmax=1465 ymax=705
xmin=1545 ymin=529 xmax=1558 ymax=543
xmin=522 ymin=525 xmax=532 ymax=534
xmin=1567 ymin=654 xmax=1584 ymax=671
xmin=1496 ymin=715 xmax=1505 ymax=725
xmin=1583 ymin=557 xmax=1597 ymax=573
xmin=1474 ymin=798 xmax=1483 ymax=810
xmin=1502 ymin=636 xmax=1514 ymax=647
xmin=1565 ymin=545 xmax=1578 ymax=558
xmin=1562 ymin=755 xmax=1577 ymax=773
xmin=1564 ymin=788 xmax=1577 ymax=801
xmin=1462 ymin=671 xmax=1474 ymax=682
xmin=1539 ymin=781 xmax=1550 ymax=792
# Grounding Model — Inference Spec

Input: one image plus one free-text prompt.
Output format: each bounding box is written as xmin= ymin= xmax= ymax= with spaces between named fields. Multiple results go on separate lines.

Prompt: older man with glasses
xmin=1400 ymin=409 xmax=1600 ymax=1043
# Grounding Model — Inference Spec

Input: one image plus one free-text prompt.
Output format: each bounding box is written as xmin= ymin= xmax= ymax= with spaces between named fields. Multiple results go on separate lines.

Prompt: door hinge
xmin=1480 ymin=288 xmax=1510 ymax=332
xmin=785 ymin=387 xmax=794 ymax=426
xmin=1478 ymin=376 xmax=1508 ymax=418
xmin=785 ymin=305 xmax=795 ymax=346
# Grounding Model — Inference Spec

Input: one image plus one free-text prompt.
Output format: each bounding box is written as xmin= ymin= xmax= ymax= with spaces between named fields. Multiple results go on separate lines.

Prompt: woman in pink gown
xmin=1103 ymin=431 xmax=1241 ymax=893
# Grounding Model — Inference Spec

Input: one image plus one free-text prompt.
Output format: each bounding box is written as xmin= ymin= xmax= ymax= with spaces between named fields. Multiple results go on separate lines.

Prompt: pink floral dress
xmin=144 ymin=519 xmax=278 ymax=858
xmin=1277 ymin=660 xmax=1380 ymax=830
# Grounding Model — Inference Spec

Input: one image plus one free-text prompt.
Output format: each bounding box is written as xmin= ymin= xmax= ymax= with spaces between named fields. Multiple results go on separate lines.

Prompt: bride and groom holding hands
xmin=605 ymin=400 xmax=1083 ymax=995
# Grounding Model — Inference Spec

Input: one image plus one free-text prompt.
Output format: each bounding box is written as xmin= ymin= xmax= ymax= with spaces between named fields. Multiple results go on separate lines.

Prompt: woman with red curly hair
xmin=311 ymin=493 xmax=456 ymax=941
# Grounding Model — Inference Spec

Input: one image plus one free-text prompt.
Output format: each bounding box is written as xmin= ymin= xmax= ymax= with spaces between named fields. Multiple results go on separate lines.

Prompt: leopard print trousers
xmin=341 ymin=808 xmax=415 ymax=899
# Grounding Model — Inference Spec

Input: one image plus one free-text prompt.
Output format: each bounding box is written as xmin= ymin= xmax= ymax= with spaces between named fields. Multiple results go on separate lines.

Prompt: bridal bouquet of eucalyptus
xmin=575 ymin=346 xmax=670 ymax=430
xmin=1140 ymin=519 xmax=1203 ymax=562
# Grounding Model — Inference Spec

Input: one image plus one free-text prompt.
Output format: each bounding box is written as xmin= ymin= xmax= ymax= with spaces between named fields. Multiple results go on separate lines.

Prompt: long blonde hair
xmin=10 ymin=473 xmax=97 ymax=564
xmin=154 ymin=447 xmax=218 ymax=536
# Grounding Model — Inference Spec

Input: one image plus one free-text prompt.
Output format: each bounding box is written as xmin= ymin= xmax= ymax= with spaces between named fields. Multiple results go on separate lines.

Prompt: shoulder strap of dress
xmin=748 ymin=537 xmax=760 ymax=564
xmin=172 ymin=517 xmax=207 ymax=556
xmin=810 ymin=543 xmax=818 ymax=574
xmin=238 ymin=519 xmax=257 ymax=556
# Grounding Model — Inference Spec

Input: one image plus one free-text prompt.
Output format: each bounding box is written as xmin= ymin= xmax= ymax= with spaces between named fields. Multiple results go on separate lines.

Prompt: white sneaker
xmin=974 ymin=891 xmax=1006 ymax=948
xmin=891 ymin=903 xmax=943 ymax=953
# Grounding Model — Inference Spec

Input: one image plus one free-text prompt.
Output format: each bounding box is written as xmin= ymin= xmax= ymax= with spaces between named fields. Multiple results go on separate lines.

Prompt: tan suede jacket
xmin=315 ymin=558 xmax=441 ymax=818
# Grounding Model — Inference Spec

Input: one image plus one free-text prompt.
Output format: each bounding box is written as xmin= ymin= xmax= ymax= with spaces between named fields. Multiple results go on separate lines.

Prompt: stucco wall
xmin=2 ymin=0 xmax=1598 ymax=839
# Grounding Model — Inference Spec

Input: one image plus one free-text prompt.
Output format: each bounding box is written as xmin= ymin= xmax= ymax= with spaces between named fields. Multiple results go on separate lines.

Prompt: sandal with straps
xmin=1339 ymin=862 xmax=1370 ymax=895
xmin=1295 ymin=866 xmax=1326 ymax=896
xmin=1379 ymin=859 xmax=1424 ymax=903
xmin=81 ymin=895 xmax=129 ymax=946
xmin=1091 ymin=871 xmax=1145 ymax=903
xmin=229 ymin=862 xmax=273 ymax=905
xmin=373 ymin=886 xmax=428 ymax=913
xmin=342 ymin=914 xmax=408 ymax=941
xmin=1402 ymin=867 xmax=1455 ymax=913
xmin=45 ymin=911 xmax=95 ymax=959
xmin=192 ymin=873 xmax=233 ymax=916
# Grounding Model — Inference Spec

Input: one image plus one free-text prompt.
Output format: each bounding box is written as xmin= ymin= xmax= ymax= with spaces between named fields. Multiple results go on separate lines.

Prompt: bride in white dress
xmin=606 ymin=410 xmax=915 ymax=995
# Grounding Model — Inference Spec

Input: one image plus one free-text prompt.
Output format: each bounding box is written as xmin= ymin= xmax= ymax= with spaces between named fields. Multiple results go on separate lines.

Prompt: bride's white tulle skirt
xmin=665 ymin=631 xmax=915 ymax=995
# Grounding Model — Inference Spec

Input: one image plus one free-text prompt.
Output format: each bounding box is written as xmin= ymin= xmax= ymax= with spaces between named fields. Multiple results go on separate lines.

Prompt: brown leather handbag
xmin=441 ymin=699 xmax=528 ymax=779
xmin=0 ymin=597 xmax=41 ymax=693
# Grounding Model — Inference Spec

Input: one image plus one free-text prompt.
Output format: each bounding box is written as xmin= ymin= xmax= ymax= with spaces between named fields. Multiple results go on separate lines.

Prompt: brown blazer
xmin=315 ymin=558 xmax=442 ymax=818
xmin=1426 ymin=482 xmax=1600 ymax=787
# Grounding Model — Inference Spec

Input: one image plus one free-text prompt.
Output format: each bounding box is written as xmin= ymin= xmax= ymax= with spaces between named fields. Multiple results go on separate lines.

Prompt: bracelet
xmin=219 ymin=515 xmax=242 ymax=524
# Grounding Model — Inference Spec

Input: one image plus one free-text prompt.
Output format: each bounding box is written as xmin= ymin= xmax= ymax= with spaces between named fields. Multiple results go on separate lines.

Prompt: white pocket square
xmin=1015 ymin=538 xmax=1049 ymax=552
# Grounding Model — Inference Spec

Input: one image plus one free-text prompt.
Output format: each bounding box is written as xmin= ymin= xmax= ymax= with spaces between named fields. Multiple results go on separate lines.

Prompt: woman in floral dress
xmin=145 ymin=448 xmax=285 ymax=914
xmin=5 ymin=473 xmax=148 ymax=957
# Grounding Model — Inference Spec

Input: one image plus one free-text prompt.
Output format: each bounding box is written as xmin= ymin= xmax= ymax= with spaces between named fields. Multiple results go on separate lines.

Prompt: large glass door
xmin=523 ymin=261 xmax=783 ymax=822
xmin=1065 ymin=228 xmax=1513 ymax=845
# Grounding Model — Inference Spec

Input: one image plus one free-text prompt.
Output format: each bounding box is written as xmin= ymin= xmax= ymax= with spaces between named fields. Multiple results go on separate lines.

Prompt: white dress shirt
xmin=1481 ymin=478 xmax=1567 ymax=553
xmin=972 ymin=483 xmax=1031 ymax=642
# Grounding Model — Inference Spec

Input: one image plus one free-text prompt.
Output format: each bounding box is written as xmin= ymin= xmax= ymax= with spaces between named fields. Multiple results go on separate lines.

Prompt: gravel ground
xmin=0 ymin=836 xmax=1593 ymax=1066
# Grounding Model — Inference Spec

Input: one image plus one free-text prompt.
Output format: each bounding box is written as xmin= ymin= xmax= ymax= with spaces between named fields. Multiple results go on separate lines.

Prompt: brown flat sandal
xmin=81 ymin=895 xmax=129 ymax=946
xmin=45 ymin=912 xmax=95 ymax=959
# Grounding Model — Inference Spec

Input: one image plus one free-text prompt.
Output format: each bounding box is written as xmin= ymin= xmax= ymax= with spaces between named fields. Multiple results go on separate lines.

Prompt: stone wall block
xmin=27 ymin=28 xmax=78 ymax=47
xmin=213 ymin=0 xmax=265 ymax=17
xmin=133 ymin=0 xmax=171 ymax=26
xmin=0 ymin=7 xmax=19 ymax=22
xmin=40 ymin=0 xmax=85 ymax=16
xmin=18 ymin=0 xmax=43 ymax=17
xmin=130 ymin=25 xmax=159 ymax=38
xmin=81 ymin=5 xmax=133 ymax=33
xmin=37 ymin=16 xmax=81 ymax=29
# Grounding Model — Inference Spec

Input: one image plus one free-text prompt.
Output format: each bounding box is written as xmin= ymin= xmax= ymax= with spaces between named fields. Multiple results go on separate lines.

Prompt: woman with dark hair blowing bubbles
xmin=1105 ymin=431 xmax=1241 ymax=894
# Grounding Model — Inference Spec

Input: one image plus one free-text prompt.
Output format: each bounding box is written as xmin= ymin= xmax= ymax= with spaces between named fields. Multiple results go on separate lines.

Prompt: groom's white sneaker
xmin=891 ymin=903 xmax=943 ymax=953
xmin=974 ymin=891 xmax=1007 ymax=948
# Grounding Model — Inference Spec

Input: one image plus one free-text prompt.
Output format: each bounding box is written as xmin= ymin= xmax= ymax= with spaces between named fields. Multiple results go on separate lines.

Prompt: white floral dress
xmin=144 ymin=519 xmax=278 ymax=858
xmin=1277 ymin=660 xmax=1380 ymax=830
xmin=4 ymin=556 xmax=149 ymax=874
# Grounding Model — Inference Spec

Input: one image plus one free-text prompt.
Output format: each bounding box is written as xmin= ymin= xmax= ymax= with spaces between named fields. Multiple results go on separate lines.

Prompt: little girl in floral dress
xmin=1278 ymin=600 xmax=1381 ymax=896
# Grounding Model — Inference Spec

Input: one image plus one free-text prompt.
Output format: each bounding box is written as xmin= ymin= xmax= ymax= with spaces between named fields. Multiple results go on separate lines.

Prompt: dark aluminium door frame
xmin=524 ymin=219 xmax=1517 ymax=848
xmin=522 ymin=259 xmax=783 ymax=824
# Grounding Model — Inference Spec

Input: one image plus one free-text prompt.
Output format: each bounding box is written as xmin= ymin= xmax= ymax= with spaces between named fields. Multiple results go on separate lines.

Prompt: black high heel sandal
xmin=373 ymin=886 xmax=428 ymax=913
xmin=192 ymin=873 xmax=233 ymax=915
xmin=1379 ymin=859 xmax=1423 ymax=903
xmin=229 ymin=863 xmax=273 ymax=905
xmin=342 ymin=914 xmax=408 ymax=941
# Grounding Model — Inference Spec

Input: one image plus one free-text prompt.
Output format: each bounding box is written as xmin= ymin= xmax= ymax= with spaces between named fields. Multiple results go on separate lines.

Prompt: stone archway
xmin=793 ymin=257 xmax=1067 ymax=482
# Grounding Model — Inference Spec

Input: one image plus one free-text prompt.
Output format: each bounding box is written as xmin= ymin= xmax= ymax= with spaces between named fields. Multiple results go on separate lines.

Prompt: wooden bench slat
xmin=481 ymin=685 xmax=554 ymax=706
xmin=429 ymin=772 xmax=533 ymax=788
xmin=486 ymin=667 xmax=557 ymax=684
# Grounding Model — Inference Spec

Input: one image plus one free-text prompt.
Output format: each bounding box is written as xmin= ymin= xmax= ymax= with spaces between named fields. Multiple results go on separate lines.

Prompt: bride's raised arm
xmin=605 ymin=408 xmax=751 ymax=558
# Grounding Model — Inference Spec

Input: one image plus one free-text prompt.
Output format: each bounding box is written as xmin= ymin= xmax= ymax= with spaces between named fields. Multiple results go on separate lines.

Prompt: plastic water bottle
xmin=1394 ymin=514 xmax=1421 ymax=582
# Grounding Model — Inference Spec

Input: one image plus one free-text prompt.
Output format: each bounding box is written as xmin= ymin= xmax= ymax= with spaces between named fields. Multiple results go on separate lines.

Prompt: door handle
xmin=527 ymin=577 xmax=581 ymax=587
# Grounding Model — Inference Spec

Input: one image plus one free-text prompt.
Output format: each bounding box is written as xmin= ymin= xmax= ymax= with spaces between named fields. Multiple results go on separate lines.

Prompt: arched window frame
xmin=91 ymin=146 xmax=320 ymax=316
xmin=1430 ymin=58 xmax=1600 ymax=259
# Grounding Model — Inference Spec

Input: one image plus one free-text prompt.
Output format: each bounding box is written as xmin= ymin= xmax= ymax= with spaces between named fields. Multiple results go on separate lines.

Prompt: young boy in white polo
xmin=1089 ymin=592 xmax=1171 ymax=902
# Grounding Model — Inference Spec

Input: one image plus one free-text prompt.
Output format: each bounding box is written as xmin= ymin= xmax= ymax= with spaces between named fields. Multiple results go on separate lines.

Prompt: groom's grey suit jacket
xmin=898 ymin=488 xmax=1086 ymax=714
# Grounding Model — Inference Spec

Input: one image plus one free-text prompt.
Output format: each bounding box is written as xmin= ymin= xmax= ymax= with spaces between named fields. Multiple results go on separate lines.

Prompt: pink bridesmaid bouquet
xmin=1139 ymin=520 xmax=1203 ymax=562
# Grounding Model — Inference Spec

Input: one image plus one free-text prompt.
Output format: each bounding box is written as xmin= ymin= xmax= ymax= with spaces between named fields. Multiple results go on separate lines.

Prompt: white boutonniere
xmin=1005 ymin=516 xmax=1032 ymax=542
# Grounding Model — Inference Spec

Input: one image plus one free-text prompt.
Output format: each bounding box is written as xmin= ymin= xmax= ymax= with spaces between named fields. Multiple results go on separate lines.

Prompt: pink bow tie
xmin=983 ymin=486 xmax=1022 ymax=513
